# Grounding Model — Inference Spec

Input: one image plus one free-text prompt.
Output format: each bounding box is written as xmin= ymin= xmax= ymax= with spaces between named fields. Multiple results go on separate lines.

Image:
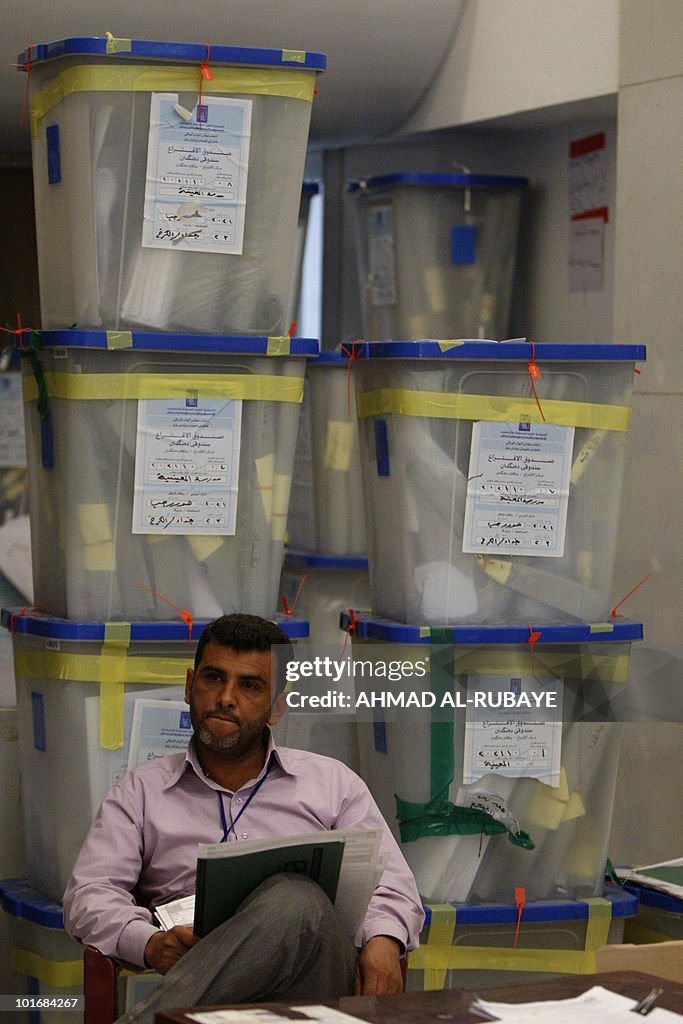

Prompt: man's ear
xmin=185 ymin=668 xmax=194 ymax=705
xmin=268 ymin=691 xmax=288 ymax=725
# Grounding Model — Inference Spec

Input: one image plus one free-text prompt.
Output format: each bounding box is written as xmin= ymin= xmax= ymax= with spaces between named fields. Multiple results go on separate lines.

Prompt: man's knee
xmin=245 ymin=873 xmax=339 ymax=934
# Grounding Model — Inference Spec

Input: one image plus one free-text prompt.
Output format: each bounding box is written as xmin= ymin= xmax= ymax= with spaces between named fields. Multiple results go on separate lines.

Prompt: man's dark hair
xmin=194 ymin=613 xmax=293 ymax=698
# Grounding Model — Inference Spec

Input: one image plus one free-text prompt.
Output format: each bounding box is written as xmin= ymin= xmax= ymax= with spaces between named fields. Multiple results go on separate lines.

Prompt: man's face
xmin=185 ymin=643 xmax=280 ymax=759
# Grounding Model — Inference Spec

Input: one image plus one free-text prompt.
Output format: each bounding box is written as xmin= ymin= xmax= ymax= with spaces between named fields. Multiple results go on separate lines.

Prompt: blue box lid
xmin=339 ymin=611 xmax=643 ymax=645
xmin=0 ymin=878 xmax=64 ymax=929
xmin=31 ymin=331 xmax=319 ymax=356
xmin=1 ymin=609 xmax=309 ymax=642
xmin=351 ymin=340 xmax=647 ymax=363
xmin=302 ymin=181 xmax=320 ymax=195
xmin=284 ymin=549 xmax=369 ymax=570
xmin=18 ymin=38 xmax=326 ymax=71
xmin=348 ymin=172 xmax=529 ymax=192
xmin=421 ymin=885 xmax=637 ymax=926
xmin=623 ymin=880 xmax=683 ymax=914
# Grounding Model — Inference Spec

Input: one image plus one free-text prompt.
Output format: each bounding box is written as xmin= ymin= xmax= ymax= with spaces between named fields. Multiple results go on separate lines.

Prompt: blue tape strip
xmin=374 ymin=419 xmax=390 ymax=476
xmin=46 ymin=124 xmax=61 ymax=184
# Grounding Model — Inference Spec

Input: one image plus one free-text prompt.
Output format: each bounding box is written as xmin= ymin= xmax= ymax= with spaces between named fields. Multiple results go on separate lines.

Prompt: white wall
xmin=607 ymin=0 xmax=683 ymax=867
xmin=403 ymin=0 xmax=619 ymax=132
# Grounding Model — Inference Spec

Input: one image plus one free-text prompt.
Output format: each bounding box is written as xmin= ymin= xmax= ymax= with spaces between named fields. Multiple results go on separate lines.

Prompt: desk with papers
xmin=154 ymin=971 xmax=683 ymax=1024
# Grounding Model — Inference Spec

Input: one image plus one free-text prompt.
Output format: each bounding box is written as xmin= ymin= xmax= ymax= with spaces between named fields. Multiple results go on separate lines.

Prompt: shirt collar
xmin=167 ymin=729 xmax=299 ymax=792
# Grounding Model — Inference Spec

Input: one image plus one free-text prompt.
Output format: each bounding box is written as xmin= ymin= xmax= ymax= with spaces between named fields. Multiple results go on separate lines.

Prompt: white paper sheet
xmin=463 ymin=421 xmax=575 ymax=558
xmin=473 ymin=984 xmax=681 ymax=1022
xmin=462 ymin=674 xmax=563 ymax=786
xmin=127 ymin=699 xmax=193 ymax=771
xmin=143 ymin=93 xmax=252 ymax=255
xmin=132 ymin=397 xmax=242 ymax=535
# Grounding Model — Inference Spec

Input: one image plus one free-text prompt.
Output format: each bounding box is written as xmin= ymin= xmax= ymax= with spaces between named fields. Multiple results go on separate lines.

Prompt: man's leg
xmin=115 ymin=874 xmax=356 ymax=1024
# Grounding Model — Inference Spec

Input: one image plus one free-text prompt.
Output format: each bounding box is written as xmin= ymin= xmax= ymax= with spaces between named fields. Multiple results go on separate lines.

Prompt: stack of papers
xmin=472 ymin=985 xmax=681 ymax=1023
xmin=156 ymin=829 xmax=386 ymax=943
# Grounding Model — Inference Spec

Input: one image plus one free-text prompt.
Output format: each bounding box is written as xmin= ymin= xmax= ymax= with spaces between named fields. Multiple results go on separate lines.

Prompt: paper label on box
xmin=142 ymin=93 xmax=252 ymax=255
xmin=0 ymin=376 xmax=27 ymax=467
xmin=462 ymin=674 xmax=562 ymax=786
xmin=127 ymin=699 xmax=193 ymax=771
xmin=367 ymin=203 xmax=398 ymax=306
xmin=462 ymin=421 xmax=574 ymax=557
xmin=132 ymin=397 xmax=242 ymax=535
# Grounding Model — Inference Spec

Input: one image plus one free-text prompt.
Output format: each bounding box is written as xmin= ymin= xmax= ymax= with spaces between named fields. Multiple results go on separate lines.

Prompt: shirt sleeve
xmin=62 ymin=776 xmax=159 ymax=968
xmin=332 ymin=767 xmax=425 ymax=951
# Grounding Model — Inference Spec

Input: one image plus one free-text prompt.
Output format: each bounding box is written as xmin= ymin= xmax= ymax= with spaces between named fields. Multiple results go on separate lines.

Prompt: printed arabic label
xmin=132 ymin=397 xmax=242 ymax=535
xmin=462 ymin=421 xmax=575 ymax=557
xmin=462 ymin=674 xmax=563 ymax=786
xmin=142 ymin=93 xmax=252 ymax=255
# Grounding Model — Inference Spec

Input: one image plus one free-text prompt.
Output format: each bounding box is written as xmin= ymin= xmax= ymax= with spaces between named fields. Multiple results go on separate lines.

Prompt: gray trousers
xmin=115 ymin=874 xmax=357 ymax=1023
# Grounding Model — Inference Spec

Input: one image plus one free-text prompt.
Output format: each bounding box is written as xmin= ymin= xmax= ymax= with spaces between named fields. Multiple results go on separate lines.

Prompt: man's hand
xmin=143 ymin=926 xmax=200 ymax=975
xmin=354 ymin=935 xmax=404 ymax=995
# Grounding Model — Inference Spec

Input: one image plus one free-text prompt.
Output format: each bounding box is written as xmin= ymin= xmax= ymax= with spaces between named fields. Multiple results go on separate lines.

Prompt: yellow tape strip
xmin=589 ymin=623 xmax=615 ymax=633
xmin=419 ymin=627 xmax=431 ymax=638
xmin=24 ymin=372 xmax=304 ymax=404
xmin=282 ymin=50 xmax=307 ymax=63
xmin=437 ymin=341 xmax=466 ymax=352
xmin=11 ymin=948 xmax=83 ymax=987
xmin=266 ymin=336 xmax=292 ymax=356
xmin=99 ymin=624 xmax=131 ymax=750
xmin=407 ymin=943 xmax=599 ymax=975
xmin=424 ymin=904 xmax=457 ymax=991
xmin=105 ymin=32 xmax=132 ymax=54
xmin=355 ymin=388 xmax=631 ymax=432
xmin=106 ymin=330 xmax=134 ymax=350
xmin=15 ymin=649 xmax=187 ymax=750
xmin=582 ymin=896 xmax=613 ymax=951
xmin=15 ymin=650 xmax=186 ymax=684
xmin=31 ymin=64 xmax=315 ymax=133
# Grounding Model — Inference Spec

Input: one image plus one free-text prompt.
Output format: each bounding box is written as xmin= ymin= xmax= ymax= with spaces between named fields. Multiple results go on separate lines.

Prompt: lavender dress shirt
xmin=63 ymin=734 xmax=424 ymax=967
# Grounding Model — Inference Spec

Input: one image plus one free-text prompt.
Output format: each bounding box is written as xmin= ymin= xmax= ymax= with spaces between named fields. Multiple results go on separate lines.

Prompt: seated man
xmin=64 ymin=613 xmax=424 ymax=1023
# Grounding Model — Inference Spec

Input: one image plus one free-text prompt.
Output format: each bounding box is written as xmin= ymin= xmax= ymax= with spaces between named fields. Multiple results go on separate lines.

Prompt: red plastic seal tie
xmin=281 ymin=574 xmax=306 ymax=616
xmin=12 ymin=46 xmax=34 ymax=128
xmin=341 ymin=340 xmax=364 ymax=417
xmin=0 ymin=313 xmax=35 ymax=351
xmin=10 ymin=604 xmax=44 ymax=635
xmin=135 ymin=584 xmax=193 ymax=639
xmin=527 ymin=340 xmax=545 ymax=421
xmin=610 ymin=572 xmax=652 ymax=618
xmin=513 ymin=886 xmax=526 ymax=949
xmin=198 ymin=44 xmax=213 ymax=117
xmin=527 ymin=625 xmax=542 ymax=680
xmin=340 ymin=608 xmax=357 ymax=658
xmin=288 ymin=322 xmax=297 ymax=338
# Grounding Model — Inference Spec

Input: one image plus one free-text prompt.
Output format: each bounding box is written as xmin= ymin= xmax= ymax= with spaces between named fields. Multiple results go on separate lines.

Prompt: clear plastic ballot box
xmin=341 ymin=611 xmax=643 ymax=904
xmin=0 ymin=878 xmax=83 ymax=1023
xmin=19 ymin=37 xmax=326 ymax=334
xmin=351 ymin=340 xmax=646 ymax=625
xmin=407 ymin=887 xmax=637 ymax=991
xmin=348 ymin=173 xmax=528 ymax=342
xmin=2 ymin=609 xmax=308 ymax=901
xmin=21 ymin=330 xmax=317 ymax=621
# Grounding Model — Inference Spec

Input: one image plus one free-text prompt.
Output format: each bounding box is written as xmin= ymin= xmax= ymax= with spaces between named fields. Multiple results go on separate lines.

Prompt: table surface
xmin=154 ymin=971 xmax=683 ymax=1023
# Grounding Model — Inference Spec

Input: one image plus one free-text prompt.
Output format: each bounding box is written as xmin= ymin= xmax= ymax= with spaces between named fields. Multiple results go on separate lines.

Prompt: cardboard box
xmin=597 ymin=940 xmax=683 ymax=983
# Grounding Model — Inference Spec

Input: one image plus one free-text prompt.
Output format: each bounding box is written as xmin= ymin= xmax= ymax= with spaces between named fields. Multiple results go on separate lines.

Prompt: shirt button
xmin=235 ymin=797 xmax=243 ymax=805
xmin=241 ymin=832 xmax=248 ymax=839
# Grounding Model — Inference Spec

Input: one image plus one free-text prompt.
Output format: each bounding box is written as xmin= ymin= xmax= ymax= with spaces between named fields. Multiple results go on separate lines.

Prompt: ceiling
xmin=2 ymin=0 xmax=465 ymax=157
